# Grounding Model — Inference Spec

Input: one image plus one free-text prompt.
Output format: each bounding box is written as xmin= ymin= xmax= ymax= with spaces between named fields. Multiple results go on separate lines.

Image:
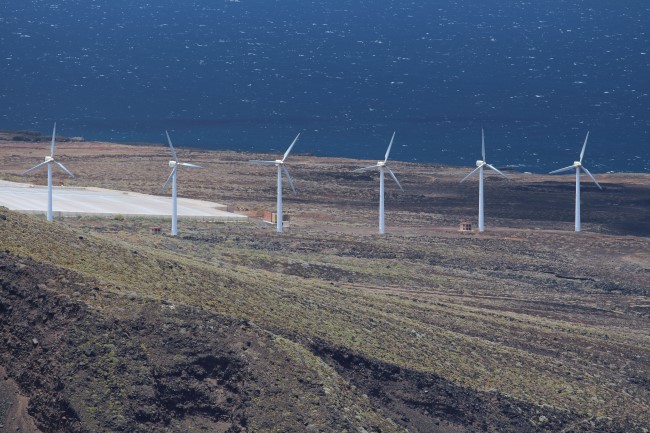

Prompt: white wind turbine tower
xmin=21 ymin=123 xmax=75 ymax=222
xmin=460 ymin=129 xmax=508 ymax=232
xmin=353 ymin=131 xmax=404 ymax=235
xmin=549 ymin=131 xmax=602 ymax=232
xmin=250 ymin=133 xmax=300 ymax=233
xmin=161 ymin=131 xmax=203 ymax=236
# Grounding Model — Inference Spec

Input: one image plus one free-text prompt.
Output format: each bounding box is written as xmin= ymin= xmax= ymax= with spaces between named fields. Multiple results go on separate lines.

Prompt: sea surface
xmin=1 ymin=0 xmax=649 ymax=173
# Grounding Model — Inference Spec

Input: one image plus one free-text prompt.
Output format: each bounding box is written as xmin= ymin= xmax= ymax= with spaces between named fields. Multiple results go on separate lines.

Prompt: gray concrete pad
xmin=0 ymin=180 xmax=247 ymax=221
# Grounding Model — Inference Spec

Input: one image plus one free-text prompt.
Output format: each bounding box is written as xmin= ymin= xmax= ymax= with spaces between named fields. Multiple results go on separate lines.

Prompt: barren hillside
xmin=1 ymin=137 xmax=649 ymax=432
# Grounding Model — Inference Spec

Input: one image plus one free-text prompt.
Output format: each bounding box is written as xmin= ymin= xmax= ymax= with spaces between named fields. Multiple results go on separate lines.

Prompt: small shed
xmin=459 ymin=221 xmax=472 ymax=232
xmin=263 ymin=212 xmax=290 ymax=223
xmin=150 ymin=226 xmax=162 ymax=235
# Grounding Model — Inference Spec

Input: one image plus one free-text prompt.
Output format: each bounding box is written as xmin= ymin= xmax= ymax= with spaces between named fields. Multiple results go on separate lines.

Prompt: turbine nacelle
xmin=574 ymin=161 xmax=582 ymax=168
xmin=476 ymin=160 xmax=485 ymax=167
xmin=377 ymin=161 xmax=386 ymax=167
xmin=162 ymin=133 xmax=203 ymax=194
xmin=275 ymin=159 xmax=284 ymax=166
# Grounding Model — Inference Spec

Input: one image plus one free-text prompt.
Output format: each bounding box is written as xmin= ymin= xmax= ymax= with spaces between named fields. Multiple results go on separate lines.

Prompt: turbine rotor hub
xmin=574 ymin=161 xmax=582 ymax=168
xmin=45 ymin=156 xmax=53 ymax=162
xmin=476 ymin=160 xmax=484 ymax=167
xmin=169 ymin=161 xmax=177 ymax=168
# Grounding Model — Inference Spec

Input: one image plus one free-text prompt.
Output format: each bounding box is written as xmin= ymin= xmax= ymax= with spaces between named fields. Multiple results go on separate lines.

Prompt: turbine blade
xmin=460 ymin=166 xmax=481 ymax=183
xmin=21 ymin=160 xmax=50 ymax=175
xmin=179 ymin=162 xmax=203 ymax=168
xmin=386 ymin=167 xmax=404 ymax=192
xmin=549 ymin=165 xmax=576 ymax=174
xmin=579 ymin=131 xmax=589 ymax=163
xmin=384 ymin=131 xmax=396 ymax=162
xmin=486 ymin=163 xmax=508 ymax=179
xmin=353 ymin=165 xmax=380 ymax=173
xmin=581 ymin=166 xmax=603 ymax=190
xmin=481 ymin=128 xmax=486 ymax=161
xmin=51 ymin=122 xmax=57 ymax=157
xmin=282 ymin=133 xmax=300 ymax=162
xmin=54 ymin=160 xmax=75 ymax=178
xmin=165 ymin=130 xmax=178 ymax=161
xmin=161 ymin=166 xmax=177 ymax=192
xmin=250 ymin=160 xmax=277 ymax=165
xmin=282 ymin=165 xmax=297 ymax=194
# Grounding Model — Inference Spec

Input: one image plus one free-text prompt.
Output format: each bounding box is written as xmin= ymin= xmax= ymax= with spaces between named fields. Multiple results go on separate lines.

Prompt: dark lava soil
xmin=1 ymin=249 xmax=641 ymax=433
xmin=0 ymin=254 xmax=250 ymax=433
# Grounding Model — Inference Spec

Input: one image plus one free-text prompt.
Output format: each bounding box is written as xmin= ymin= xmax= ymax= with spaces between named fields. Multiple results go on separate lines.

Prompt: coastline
xmin=3 ymin=128 xmax=649 ymax=174
xmin=1 ymin=133 xmax=649 ymax=237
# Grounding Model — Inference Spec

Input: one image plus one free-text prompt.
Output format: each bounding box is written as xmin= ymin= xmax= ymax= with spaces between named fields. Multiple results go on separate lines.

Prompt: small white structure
xmin=549 ymin=131 xmax=603 ymax=232
xmin=250 ymin=134 xmax=300 ymax=233
xmin=353 ymin=131 xmax=404 ymax=235
xmin=460 ymin=129 xmax=508 ymax=232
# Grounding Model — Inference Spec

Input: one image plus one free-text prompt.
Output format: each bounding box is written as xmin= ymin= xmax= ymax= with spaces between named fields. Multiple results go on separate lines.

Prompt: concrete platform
xmin=0 ymin=180 xmax=247 ymax=221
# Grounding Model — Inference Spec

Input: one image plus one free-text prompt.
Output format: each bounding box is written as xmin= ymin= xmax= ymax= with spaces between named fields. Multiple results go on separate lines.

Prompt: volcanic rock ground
xmin=0 ymin=133 xmax=649 ymax=432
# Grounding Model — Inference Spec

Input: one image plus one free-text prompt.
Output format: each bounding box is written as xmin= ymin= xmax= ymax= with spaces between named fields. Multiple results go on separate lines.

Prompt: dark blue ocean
xmin=2 ymin=0 xmax=649 ymax=173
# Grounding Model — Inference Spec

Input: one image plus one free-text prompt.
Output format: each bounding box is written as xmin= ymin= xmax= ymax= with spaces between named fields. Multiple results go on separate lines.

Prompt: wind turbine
xmin=250 ymin=133 xmax=300 ymax=233
xmin=460 ymin=129 xmax=508 ymax=232
xmin=549 ymin=131 xmax=602 ymax=232
xmin=21 ymin=123 xmax=75 ymax=222
xmin=161 ymin=131 xmax=203 ymax=236
xmin=353 ymin=131 xmax=404 ymax=235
